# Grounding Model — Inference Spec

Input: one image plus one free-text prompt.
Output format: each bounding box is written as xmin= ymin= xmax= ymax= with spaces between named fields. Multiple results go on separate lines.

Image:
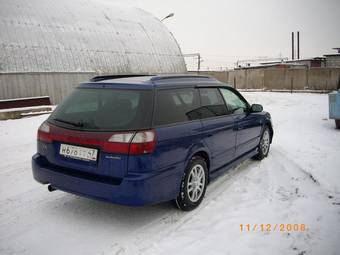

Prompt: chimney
xmin=292 ymin=32 xmax=295 ymax=60
xmin=297 ymin=31 xmax=300 ymax=59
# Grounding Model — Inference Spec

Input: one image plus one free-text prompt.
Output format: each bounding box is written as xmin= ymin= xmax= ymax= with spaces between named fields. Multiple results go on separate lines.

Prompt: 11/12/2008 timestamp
xmin=240 ymin=224 xmax=306 ymax=232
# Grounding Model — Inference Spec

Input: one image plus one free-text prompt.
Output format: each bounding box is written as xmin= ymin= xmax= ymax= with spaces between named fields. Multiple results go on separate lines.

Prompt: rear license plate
xmin=59 ymin=144 xmax=98 ymax=162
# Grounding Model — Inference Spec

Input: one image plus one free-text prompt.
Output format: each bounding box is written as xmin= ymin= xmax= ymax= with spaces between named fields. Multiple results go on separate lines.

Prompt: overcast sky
xmin=116 ymin=0 xmax=340 ymax=70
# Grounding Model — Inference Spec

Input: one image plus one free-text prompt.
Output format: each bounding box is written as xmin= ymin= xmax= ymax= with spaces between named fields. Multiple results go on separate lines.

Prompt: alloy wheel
xmin=260 ymin=129 xmax=270 ymax=155
xmin=187 ymin=164 xmax=206 ymax=202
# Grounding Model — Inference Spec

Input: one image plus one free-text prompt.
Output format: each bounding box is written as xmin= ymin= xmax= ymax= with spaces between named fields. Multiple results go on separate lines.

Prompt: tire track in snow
xmin=271 ymin=147 xmax=339 ymax=199
xmin=132 ymin=163 xmax=269 ymax=254
xmin=264 ymin=148 xmax=340 ymax=255
xmin=123 ymin=147 xmax=340 ymax=255
xmin=110 ymin=159 xmax=262 ymax=254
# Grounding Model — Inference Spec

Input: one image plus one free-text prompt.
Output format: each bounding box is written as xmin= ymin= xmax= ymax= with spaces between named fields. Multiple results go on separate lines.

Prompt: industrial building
xmin=324 ymin=48 xmax=340 ymax=68
xmin=325 ymin=54 xmax=340 ymax=68
xmin=256 ymin=57 xmax=326 ymax=69
xmin=0 ymin=0 xmax=186 ymax=103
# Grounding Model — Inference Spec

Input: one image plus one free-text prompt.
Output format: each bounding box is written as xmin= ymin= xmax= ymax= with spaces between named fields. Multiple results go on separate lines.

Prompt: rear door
xmin=152 ymin=88 xmax=202 ymax=176
xmin=198 ymin=88 xmax=237 ymax=171
xmin=219 ymin=88 xmax=262 ymax=158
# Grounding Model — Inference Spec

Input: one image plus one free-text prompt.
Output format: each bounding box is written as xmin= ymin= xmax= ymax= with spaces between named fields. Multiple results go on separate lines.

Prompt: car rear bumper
xmin=32 ymin=153 xmax=180 ymax=206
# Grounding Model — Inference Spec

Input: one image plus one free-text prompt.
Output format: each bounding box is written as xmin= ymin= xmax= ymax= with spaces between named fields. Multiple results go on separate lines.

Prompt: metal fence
xmin=0 ymin=72 xmax=96 ymax=104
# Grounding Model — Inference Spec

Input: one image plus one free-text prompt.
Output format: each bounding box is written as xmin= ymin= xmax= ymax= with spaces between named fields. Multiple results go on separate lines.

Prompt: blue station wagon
xmin=32 ymin=75 xmax=273 ymax=211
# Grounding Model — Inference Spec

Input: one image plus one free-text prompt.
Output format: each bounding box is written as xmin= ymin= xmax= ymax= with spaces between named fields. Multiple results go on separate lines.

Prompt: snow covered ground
xmin=0 ymin=92 xmax=339 ymax=255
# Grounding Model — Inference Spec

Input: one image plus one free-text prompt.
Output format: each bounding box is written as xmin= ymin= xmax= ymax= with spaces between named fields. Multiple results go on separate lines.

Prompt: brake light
xmin=106 ymin=130 xmax=156 ymax=155
xmin=37 ymin=122 xmax=156 ymax=155
xmin=104 ymin=132 xmax=135 ymax=154
xmin=129 ymin=130 xmax=156 ymax=155
xmin=37 ymin=122 xmax=52 ymax=142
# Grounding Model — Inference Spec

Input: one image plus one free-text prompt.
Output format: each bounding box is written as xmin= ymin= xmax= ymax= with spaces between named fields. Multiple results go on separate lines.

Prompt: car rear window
xmin=49 ymin=88 xmax=153 ymax=131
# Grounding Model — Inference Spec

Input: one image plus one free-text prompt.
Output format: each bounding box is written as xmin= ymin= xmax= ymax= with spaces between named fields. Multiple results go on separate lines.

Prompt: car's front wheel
xmin=253 ymin=126 xmax=271 ymax=160
xmin=175 ymin=156 xmax=208 ymax=211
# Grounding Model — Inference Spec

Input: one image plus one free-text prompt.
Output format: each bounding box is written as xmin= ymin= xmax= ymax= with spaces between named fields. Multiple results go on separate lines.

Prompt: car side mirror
xmin=250 ymin=104 xmax=263 ymax=113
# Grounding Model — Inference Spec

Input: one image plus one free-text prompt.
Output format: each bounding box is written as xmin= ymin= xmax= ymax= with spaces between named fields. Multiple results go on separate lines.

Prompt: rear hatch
xmin=37 ymin=86 xmax=154 ymax=180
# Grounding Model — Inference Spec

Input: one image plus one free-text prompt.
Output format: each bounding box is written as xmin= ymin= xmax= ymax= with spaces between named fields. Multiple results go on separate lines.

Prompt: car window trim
xmin=152 ymin=118 xmax=202 ymax=128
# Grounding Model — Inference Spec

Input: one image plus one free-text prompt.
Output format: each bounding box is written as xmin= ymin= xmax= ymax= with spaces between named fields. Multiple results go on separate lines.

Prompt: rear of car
xmin=32 ymin=75 xmax=272 ymax=208
xmin=32 ymin=83 xmax=174 ymax=205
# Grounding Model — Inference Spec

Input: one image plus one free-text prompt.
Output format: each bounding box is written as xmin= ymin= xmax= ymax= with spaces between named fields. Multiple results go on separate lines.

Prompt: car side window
xmin=198 ymin=88 xmax=228 ymax=119
xmin=219 ymin=88 xmax=248 ymax=114
xmin=154 ymin=88 xmax=201 ymax=126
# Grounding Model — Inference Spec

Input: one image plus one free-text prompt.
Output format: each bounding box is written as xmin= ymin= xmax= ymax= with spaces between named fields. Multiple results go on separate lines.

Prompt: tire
xmin=253 ymin=126 xmax=271 ymax=160
xmin=175 ymin=156 xmax=208 ymax=211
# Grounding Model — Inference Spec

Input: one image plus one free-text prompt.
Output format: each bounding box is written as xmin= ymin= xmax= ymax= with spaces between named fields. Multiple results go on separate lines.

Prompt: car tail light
xmin=37 ymin=122 xmax=52 ymax=142
xmin=37 ymin=122 xmax=156 ymax=155
xmin=106 ymin=130 xmax=156 ymax=155
xmin=129 ymin=130 xmax=156 ymax=155
xmin=104 ymin=132 xmax=135 ymax=154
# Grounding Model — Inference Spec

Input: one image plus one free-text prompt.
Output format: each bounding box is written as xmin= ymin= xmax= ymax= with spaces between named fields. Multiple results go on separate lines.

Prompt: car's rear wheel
xmin=175 ymin=156 xmax=208 ymax=211
xmin=253 ymin=126 xmax=271 ymax=160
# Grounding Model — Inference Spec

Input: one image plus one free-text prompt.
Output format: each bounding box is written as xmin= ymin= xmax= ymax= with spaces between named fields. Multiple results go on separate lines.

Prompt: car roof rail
xmin=150 ymin=74 xmax=215 ymax=82
xmin=90 ymin=74 xmax=152 ymax=82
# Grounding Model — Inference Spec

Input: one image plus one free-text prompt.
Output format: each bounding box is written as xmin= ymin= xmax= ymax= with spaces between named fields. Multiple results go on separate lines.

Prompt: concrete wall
xmin=264 ymin=69 xmax=307 ymax=90
xmin=2 ymin=68 xmax=340 ymax=106
xmin=201 ymin=68 xmax=340 ymax=91
xmin=0 ymin=72 xmax=96 ymax=104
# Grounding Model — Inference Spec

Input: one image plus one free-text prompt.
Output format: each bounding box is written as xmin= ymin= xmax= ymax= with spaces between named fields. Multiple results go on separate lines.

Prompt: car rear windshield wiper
xmin=53 ymin=118 xmax=84 ymax=127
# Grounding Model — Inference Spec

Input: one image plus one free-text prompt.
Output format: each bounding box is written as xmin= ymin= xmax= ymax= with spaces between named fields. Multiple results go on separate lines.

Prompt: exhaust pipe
xmin=48 ymin=184 xmax=57 ymax=192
